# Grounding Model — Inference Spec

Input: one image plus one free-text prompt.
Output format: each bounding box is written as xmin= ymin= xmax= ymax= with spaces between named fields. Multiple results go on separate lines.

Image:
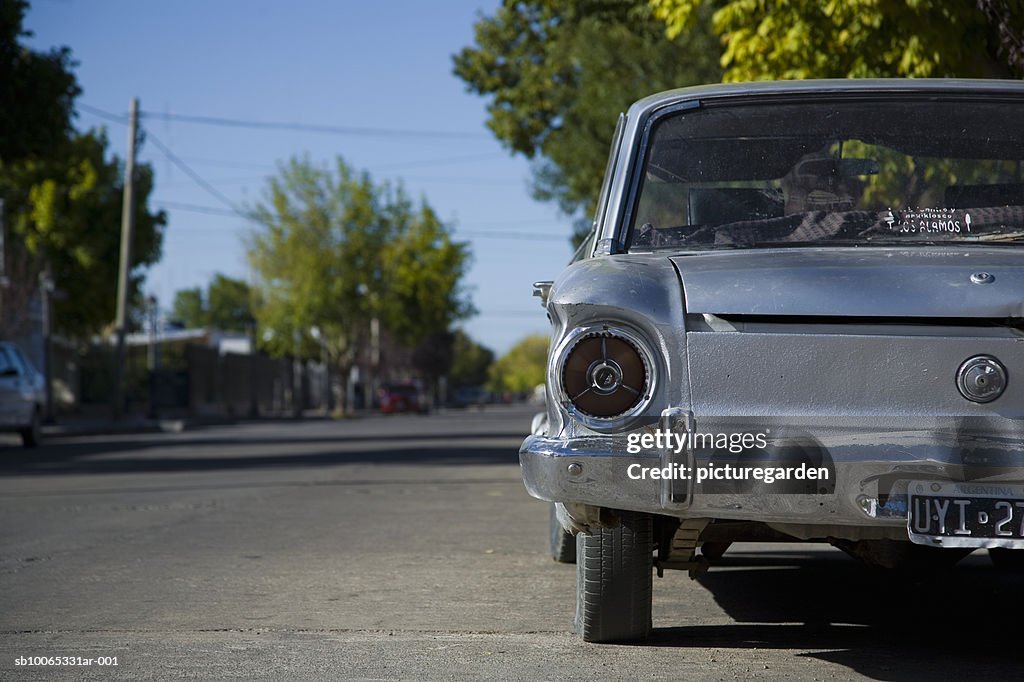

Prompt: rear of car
xmin=379 ymin=383 xmax=426 ymax=414
xmin=520 ymin=80 xmax=1024 ymax=641
xmin=0 ymin=341 xmax=44 ymax=447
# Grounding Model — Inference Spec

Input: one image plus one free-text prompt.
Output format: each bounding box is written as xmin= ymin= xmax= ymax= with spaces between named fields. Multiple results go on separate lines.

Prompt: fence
xmin=62 ymin=342 xmax=331 ymax=418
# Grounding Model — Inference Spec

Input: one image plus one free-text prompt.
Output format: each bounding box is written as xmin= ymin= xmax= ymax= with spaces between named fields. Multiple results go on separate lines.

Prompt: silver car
xmin=0 ymin=341 xmax=45 ymax=447
xmin=521 ymin=79 xmax=1024 ymax=641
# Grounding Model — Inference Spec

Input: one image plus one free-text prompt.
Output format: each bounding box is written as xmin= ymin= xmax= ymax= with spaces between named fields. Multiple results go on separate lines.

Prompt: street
xmin=1 ymin=405 xmax=1022 ymax=680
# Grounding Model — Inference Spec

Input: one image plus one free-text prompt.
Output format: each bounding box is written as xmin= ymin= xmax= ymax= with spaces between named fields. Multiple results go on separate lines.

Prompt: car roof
xmin=627 ymin=78 xmax=1024 ymax=118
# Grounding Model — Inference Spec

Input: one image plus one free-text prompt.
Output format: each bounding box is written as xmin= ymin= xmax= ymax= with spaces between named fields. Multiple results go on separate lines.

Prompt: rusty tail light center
xmin=560 ymin=328 xmax=652 ymax=421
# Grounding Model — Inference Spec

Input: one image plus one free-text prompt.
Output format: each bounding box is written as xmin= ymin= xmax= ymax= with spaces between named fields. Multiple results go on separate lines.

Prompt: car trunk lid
xmin=670 ymin=247 xmax=1024 ymax=319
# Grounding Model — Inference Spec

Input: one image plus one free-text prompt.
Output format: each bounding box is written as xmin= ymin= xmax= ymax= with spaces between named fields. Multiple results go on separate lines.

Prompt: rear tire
xmin=550 ymin=504 xmax=576 ymax=563
xmin=574 ymin=510 xmax=653 ymax=642
xmin=19 ymin=408 xmax=41 ymax=448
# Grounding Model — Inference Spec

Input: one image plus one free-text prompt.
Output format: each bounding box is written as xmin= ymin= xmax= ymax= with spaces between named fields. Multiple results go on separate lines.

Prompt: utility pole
xmin=367 ymin=315 xmax=379 ymax=410
xmin=247 ymin=317 xmax=259 ymax=418
xmin=146 ymin=294 xmax=159 ymax=419
xmin=112 ymin=98 xmax=139 ymax=419
xmin=39 ymin=268 xmax=54 ymax=423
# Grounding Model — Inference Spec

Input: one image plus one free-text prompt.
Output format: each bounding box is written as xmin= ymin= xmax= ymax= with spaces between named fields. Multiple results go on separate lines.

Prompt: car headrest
xmin=688 ymin=188 xmax=784 ymax=226
xmin=945 ymin=183 xmax=1024 ymax=208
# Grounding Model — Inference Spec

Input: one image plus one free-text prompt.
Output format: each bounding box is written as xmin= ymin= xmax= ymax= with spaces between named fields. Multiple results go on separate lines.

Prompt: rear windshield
xmin=627 ymin=96 xmax=1024 ymax=250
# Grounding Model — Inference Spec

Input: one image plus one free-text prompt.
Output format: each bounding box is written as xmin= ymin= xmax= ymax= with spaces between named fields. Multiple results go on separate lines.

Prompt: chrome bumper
xmin=520 ymin=419 xmax=1024 ymax=529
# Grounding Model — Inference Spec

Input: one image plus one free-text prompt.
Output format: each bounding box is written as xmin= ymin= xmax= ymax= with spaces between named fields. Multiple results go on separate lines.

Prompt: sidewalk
xmin=42 ymin=415 xmax=226 ymax=439
xmin=39 ymin=408 xmax=383 ymax=439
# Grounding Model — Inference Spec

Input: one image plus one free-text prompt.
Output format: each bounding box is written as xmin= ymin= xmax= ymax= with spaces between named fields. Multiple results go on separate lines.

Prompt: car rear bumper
xmin=520 ymin=415 xmax=1024 ymax=531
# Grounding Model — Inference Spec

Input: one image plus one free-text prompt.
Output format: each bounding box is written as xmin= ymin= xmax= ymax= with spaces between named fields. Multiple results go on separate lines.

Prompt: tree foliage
xmin=411 ymin=330 xmax=455 ymax=383
xmin=246 ymin=156 xmax=473 ymax=373
xmin=0 ymin=0 xmax=79 ymax=160
xmin=206 ymin=273 xmax=253 ymax=332
xmin=449 ymin=329 xmax=494 ymax=388
xmin=171 ymin=287 xmax=205 ymax=329
xmin=453 ymin=0 xmax=722 ymax=242
xmin=487 ymin=334 xmax=548 ymax=394
xmin=650 ymin=0 xmax=1024 ymax=81
xmin=1 ymin=130 xmax=165 ymax=339
xmin=0 ymin=0 xmax=165 ymax=339
xmin=171 ymin=273 xmax=253 ymax=332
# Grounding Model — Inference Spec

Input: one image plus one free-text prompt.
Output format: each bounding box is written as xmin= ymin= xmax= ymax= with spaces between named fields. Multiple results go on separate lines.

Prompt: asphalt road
xmin=1 ymin=405 xmax=1022 ymax=680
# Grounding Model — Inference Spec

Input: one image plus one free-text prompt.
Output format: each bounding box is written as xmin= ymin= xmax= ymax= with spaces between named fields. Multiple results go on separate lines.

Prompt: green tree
xmin=487 ymin=334 xmax=549 ymax=394
xmin=449 ymin=329 xmax=494 ymax=388
xmin=0 ymin=1 xmax=165 ymax=339
xmin=379 ymin=200 xmax=475 ymax=346
xmin=171 ymin=274 xmax=253 ymax=331
xmin=453 ymin=0 xmax=722 ymax=243
xmin=206 ymin=274 xmax=253 ymax=332
xmin=246 ymin=156 xmax=473 ymax=393
xmin=650 ymin=0 xmax=1024 ymax=81
xmin=171 ymin=287 xmax=206 ymax=328
xmin=412 ymin=330 xmax=455 ymax=391
xmin=1 ymin=129 xmax=165 ymax=339
xmin=0 ymin=0 xmax=79 ymax=160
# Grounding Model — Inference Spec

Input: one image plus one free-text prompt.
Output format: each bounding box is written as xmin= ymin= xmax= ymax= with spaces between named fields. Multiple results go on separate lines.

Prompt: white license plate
xmin=908 ymin=480 xmax=1024 ymax=548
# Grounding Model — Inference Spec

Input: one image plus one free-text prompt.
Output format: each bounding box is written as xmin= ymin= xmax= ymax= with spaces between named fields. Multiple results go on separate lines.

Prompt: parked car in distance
xmin=0 ymin=341 xmax=45 ymax=447
xmin=451 ymin=385 xmax=488 ymax=408
xmin=379 ymin=383 xmax=427 ymax=414
xmin=521 ymin=79 xmax=1024 ymax=642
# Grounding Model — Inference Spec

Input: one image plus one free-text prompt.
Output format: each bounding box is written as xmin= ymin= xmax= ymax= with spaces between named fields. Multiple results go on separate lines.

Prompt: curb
xmin=39 ymin=413 xmax=348 ymax=439
xmin=42 ymin=419 xmax=202 ymax=439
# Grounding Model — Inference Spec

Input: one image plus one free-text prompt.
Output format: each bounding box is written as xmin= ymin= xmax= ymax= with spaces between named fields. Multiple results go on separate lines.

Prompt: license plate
xmin=908 ymin=480 xmax=1024 ymax=548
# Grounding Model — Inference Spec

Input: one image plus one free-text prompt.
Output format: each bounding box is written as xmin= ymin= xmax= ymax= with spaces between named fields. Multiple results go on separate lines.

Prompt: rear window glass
xmin=628 ymin=97 xmax=1024 ymax=250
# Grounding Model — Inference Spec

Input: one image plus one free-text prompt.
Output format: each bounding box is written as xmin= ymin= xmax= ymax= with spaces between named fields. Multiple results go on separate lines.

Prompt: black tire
xmin=550 ymin=504 xmax=576 ymax=563
xmin=20 ymin=408 xmax=41 ymax=448
xmin=574 ymin=510 xmax=653 ymax=643
xmin=989 ymin=548 xmax=1024 ymax=570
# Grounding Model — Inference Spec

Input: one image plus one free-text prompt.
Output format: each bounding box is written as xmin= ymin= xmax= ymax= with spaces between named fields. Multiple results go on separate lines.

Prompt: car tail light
xmin=560 ymin=328 xmax=651 ymax=419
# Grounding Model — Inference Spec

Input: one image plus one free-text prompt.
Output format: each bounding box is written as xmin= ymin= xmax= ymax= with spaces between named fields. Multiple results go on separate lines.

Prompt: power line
xmin=401 ymin=175 xmax=520 ymax=186
xmin=456 ymin=231 xmax=564 ymax=242
xmin=177 ymin=153 xmax=508 ymax=173
xmin=154 ymin=201 xmax=241 ymax=218
xmin=82 ymin=103 xmax=249 ymax=218
xmin=172 ymin=152 xmax=508 ymax=174
xmin=79 ymin=103 xmax=128 ymax=124
xmin=153 ymin=201 xmax=565 ymax=241
xmin=137 ymin=109 xmax=488 ymax=140
xmin=83 ymin=103 xmax=486 ymax=139
xmin=82 ymin=107 xmax=502 ymax=171
xmin=159 ymin=174 xmax=519 ymax=190
xmin=159 ymin=176 xmax=269 ymax=190
xmin=373 ymin=152 xmax=506 ymax=170
xmin=161 ymin=226 xmax=243 ymax=235
xmin=179 ymin=156 xmax=277 ymax=172
xmin=468 ymin=217 xmax=567 ymax=228
xmin=474 ymin=311 xmax=546 ymax=318
xmin=146 ymin=132 xmax=245 ymax=215
xmin=90 ymin=102 xmax=561 ymax=240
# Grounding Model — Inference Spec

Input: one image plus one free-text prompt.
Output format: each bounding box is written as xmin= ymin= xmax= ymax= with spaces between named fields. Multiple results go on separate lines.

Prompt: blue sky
xmin=24 ymin=0 xmax=576 ymax=355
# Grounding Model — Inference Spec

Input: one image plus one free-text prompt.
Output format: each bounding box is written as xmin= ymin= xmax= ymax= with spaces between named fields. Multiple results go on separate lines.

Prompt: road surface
xmin=1 ymin=405 xmax=1021 ymax=679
